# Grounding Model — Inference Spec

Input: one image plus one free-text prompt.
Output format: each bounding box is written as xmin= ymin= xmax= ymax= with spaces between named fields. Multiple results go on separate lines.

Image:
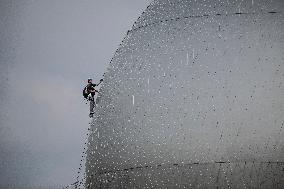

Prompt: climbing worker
xmin=83 ymin=78 xmax=103 ymax=117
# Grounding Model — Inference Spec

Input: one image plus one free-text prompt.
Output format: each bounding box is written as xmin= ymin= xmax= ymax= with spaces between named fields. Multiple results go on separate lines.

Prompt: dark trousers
xmin=90 ymin=100 xmax=95 ymax=113
xmin=89 ymin=92 xmax=96 ymax=113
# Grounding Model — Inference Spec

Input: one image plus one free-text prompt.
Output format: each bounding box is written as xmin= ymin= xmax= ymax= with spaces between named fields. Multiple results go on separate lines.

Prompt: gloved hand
xmin=87 ymin=93 xmax=93 ymax=101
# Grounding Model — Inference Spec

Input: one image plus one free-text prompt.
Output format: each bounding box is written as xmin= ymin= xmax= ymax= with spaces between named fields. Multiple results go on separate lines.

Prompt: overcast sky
xmin=0 ymin=0 xmax=152 ymax=187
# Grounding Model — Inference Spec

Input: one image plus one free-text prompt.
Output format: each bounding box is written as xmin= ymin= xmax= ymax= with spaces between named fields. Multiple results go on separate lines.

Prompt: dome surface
xmin=133 ymin=0 xmax=284 ymax=29
xmin=85 ymin=0 xmax=284 ymax=188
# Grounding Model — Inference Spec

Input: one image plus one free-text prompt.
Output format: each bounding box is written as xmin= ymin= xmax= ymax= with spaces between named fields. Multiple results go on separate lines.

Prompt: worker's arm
xmin=90 ymin=89 xmax=100 ymax=94
xmin=96 ymin=79 xmax=103 ymax=86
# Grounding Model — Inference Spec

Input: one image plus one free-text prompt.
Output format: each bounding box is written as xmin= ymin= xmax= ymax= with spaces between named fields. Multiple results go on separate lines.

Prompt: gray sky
xmin=0 ymin=0 xmax=152 ymax=187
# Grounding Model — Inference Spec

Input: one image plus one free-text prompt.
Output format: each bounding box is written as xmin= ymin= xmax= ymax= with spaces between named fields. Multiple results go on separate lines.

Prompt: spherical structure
xmin=86 ymin=0 xmax=284 ymax=188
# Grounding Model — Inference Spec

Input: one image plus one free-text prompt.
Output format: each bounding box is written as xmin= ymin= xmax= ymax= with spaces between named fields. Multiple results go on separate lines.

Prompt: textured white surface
xmin=85 ymin=0 xmax=284 ymax=188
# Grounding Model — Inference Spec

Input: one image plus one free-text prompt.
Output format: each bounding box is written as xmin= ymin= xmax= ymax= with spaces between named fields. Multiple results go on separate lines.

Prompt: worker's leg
xmin=90 ymin=100 xmax=94 ymax=113
xmin=89 ymin=100 xmax=95 ymax=117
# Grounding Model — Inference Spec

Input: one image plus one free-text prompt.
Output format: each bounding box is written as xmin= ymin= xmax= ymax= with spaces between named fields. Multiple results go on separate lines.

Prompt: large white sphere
xmin=86 ymin=0 xmax=284 ymax=188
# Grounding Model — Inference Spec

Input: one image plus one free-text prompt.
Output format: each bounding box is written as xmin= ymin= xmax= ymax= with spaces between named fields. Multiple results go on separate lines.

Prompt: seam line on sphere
xmin=90 ymin=161 xmax=284 ymax=177
xmin=129 ymin=11 xmax=281 ymax=34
